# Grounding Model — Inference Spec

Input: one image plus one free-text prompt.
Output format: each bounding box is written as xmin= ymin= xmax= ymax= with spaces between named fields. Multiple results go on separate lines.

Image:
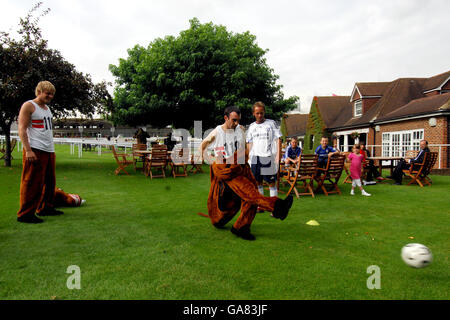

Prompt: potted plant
xmin=350 ymin=131 xmax=360 ymax=139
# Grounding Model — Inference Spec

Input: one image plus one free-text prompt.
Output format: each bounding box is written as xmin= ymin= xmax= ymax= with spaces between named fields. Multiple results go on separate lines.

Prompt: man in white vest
xmin=17 ymin=81 xmax=63 ymax=223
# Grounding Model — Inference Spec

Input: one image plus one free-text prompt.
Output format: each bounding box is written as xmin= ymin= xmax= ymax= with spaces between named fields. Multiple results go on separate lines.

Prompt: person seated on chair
xmin=282 ymin=137 xmax=302 ymax=168
xmin=388 ymin=140 xmax=430 ymax=185
xmin=360 ymin=142 xmax=383 ymax=184
xmin=315 ymin=136 xmax=339 ymax=169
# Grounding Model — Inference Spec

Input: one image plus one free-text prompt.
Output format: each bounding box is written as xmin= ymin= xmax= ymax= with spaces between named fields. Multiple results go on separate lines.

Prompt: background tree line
xmin=1 ymin=4 xmax=298 ymax=167
xmin=109 ymin=18 xmax=298 ymax=130
xmin=0 ymin=2 xmax=111 ymax=167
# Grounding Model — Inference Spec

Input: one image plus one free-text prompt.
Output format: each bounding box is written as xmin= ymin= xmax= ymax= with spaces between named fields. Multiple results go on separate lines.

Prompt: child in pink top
xmin=347 ymin=144 xmax=371 ymax=196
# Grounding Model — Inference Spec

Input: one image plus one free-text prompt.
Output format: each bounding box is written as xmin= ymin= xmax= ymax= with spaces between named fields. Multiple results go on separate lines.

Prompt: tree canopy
xmin=0 ymin=2 xmax=111 ymax=166
xmin=109 ymin=18 xmax=298 ymax=130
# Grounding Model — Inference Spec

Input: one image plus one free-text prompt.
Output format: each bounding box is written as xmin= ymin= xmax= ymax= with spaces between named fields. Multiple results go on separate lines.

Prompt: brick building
xmin=281 ymin=113 xmax=309 ymax=146
xmin=305 ymin=70 xmax=450 ymax=168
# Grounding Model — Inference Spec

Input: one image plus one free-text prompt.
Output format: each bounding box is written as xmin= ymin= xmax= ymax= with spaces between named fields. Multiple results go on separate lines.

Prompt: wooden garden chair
xmin=403 ymin=152 xmax=438 ymax=187
xmin=281 ymin=154 xmax=318 ymax=198
xmin=189 ymin=153 xmax=204 ymax=174
xmin=145 ymin=148 xmax=168 ymax=179
xmin=314 ymin=154 xmax=346 ymax=196
xmin=112 ymin=145 xmax=135 ymax=175
xmin=170 ymin=146 xmax=188 ymax=178
xmin=151 ymin=144 xmax=169 ymax=170
xmin=132 ymin=143 xmax=147 ymax=171
xmin=341 ymin=152 xmax=352 ymax=184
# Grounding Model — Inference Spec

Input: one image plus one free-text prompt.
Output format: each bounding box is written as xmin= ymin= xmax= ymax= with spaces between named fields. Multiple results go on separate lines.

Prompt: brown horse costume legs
xmin=207 ymin=163 xmax=279 ymax=232
xmin=53 ymin=188 xmax=83 ymax=207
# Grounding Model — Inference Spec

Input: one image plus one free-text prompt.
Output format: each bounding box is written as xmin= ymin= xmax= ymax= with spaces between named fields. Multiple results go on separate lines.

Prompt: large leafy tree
xmin=0 ymin=3 xmax=111 ymax=167
xmin=109 ymin=18 xmax=298 ymax=129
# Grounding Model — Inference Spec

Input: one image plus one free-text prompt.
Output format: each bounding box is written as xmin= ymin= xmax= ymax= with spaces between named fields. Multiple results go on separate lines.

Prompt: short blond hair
xmin=35 ymin=81 xmax=56 ymax=96
xmin=252 ymin=101 xmax=265 ymax=112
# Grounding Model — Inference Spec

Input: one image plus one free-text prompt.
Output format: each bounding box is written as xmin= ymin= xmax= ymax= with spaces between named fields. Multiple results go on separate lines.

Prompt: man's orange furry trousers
xmin=17 ymin=148 xmax=56 ymax=217
xmin=207 ymin=162 xmax=279 ymax=230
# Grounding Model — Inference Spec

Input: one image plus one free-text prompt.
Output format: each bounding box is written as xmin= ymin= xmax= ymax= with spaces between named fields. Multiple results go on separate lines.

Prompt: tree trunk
xmin=2 ymin=124 xmax=12 ymax=167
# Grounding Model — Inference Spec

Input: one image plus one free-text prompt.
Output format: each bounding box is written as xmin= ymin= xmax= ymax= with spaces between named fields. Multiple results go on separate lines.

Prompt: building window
xmin=382 ymin=133 xmax=390 ymax=157
xmin=354 ymin=100 xmax=362 ymax=117
xmin=381 ymin=129 xmax=424 ymax=157
xmin=412 ymin=130 xmax=423 ymax=150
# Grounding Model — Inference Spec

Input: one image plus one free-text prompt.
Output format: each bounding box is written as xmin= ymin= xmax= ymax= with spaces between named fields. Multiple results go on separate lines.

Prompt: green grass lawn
xmin=0 ymin=144 xmax=449 ymax=300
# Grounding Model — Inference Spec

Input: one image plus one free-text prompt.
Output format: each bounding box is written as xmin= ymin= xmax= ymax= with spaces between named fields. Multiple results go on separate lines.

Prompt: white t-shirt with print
xmin=203 ymin=124 xmax=246 ymax=162
xmin=246 ymin=119 xmax=281 ymax=158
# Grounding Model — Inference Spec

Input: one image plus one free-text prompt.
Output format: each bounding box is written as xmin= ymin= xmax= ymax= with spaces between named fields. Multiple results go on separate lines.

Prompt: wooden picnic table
xmin=367 ymin=156 xmax=403 ymax=176
xmin=134 ymin=150 xmax=174 ymax=173
xmin=133 ymin=150 xmax=152 ymax=155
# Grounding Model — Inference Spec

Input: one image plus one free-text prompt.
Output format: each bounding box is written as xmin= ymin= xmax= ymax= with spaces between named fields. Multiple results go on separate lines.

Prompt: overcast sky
xmin=2 ymin=0 xmax=449 ymax=113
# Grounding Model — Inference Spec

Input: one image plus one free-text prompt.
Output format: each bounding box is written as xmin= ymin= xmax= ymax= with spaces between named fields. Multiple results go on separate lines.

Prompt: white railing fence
xmin=1 ymin=135 xmax=202 ymax=161
xmin=338 ymin=144 xmax=449 ymax=169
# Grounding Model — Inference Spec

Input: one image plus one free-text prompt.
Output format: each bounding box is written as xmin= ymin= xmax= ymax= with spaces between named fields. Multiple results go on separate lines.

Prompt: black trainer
xmin=272 ymin=195 xmax=293 ymax=221
xmin=231 ymin=226 xmax=255 ymax=241
xmin=17 ymin=214 xmax=44 ymax=224
xmin=37 ymin=208 xmax=64 ymax=216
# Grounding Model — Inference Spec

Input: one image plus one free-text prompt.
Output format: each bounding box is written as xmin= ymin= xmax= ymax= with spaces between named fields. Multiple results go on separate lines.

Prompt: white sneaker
xmin=350 ymin=190 xmax=355 ymax=195
xmin=362 ymin=190 xmax=371 ymax=196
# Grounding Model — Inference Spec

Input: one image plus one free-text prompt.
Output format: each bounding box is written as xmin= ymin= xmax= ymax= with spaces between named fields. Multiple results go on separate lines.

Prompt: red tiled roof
xmin=315 ymin=96 xmax=352 ymax=128
xmin=422 ymin=70 xmax=450 ymax=92
xmin=332 ymin=78 xmax=427 ymax=129
xmin=377 ymin=92 xmax=450 ymax=121
xmin=352 ymin=82 xmax=391 ymax=101
xmin=314 ymin=70 xmax=450 ymax=130
xmin=283 ymin=113 xmax=309 ymax=137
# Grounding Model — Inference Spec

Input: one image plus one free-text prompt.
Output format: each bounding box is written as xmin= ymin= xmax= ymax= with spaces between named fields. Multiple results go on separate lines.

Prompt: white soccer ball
xmin=401 ymin=243 xmax=433 ymax=268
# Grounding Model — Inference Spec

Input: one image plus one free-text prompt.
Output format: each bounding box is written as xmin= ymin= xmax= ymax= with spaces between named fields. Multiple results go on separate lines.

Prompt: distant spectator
xmin=282 ymin=137 xmax=302 ymax=167
xmin=135 ymin=128 xmax=150 ymax=145
xmin=165 ymin=131 xmax=177 ymax=151
xmin=360 ymin=142 xmax=383 ymax=184
xmin=388 ymin=140 xmax=430 ymax=185
xmin=315 ymin=137 xmax=339 ymax=168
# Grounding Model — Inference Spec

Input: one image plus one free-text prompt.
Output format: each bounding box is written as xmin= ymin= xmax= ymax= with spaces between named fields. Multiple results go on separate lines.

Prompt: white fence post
xmin=438 ymin=146 xmax=441 ymax=169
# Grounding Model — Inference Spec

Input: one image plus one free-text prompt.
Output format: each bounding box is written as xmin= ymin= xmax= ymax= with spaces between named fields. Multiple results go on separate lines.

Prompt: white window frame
xmin=354 ymin=100 xmax=363 ymax=117
xmin=381 ymin=129 xmax=424 ymax=157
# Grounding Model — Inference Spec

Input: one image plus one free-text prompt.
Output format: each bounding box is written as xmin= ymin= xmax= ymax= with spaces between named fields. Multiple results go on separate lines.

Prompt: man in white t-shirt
xmin=200 ymin=106 xmax=293 ymax=240
xmin=246 ymin=101 xmax=282 ymax=212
